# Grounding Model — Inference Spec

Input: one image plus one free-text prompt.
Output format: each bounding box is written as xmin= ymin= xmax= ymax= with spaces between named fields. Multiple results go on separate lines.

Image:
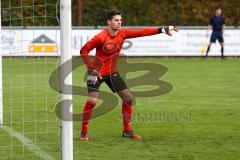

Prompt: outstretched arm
xmin=123 ymin=26 xmax=178 ymax=39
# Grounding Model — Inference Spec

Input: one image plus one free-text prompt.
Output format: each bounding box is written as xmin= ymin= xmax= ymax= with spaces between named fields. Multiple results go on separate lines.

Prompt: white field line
xmin=0 ymin=125 xmax=55 ymax=160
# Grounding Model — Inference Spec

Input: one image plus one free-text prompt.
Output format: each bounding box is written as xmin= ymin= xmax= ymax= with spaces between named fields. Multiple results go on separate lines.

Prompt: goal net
xmin=0 ymin=0 xmax=72 ymax=159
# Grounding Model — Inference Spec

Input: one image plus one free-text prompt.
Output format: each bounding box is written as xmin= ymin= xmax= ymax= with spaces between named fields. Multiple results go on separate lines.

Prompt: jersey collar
xmin=107 ymin=28 xmax=119 ymax=37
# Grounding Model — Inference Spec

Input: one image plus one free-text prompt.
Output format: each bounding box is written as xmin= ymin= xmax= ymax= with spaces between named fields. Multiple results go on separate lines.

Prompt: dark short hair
xmin=105 ymin=9 xmax=121 ymax=20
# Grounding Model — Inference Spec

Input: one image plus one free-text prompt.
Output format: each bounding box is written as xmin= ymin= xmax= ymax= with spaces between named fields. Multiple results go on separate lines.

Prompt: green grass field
xmin=0 ymin=57 xmax=240 ymax=160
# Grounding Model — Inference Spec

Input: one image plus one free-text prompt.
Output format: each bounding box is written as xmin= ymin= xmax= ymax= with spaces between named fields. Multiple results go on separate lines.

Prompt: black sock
xmin=221 ymin=46 xmax=224 ymax=58
xmin=206 ymin=46 xmax=210 ymax=57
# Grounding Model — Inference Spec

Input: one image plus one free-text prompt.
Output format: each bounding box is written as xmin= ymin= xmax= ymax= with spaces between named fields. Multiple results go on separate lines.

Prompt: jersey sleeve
xmin=122 ymin=28 xmax=159 ymax=39
xmin=80 ymin=35 xmax=101 ymax=69
xmin=80 ymin=35 xmax=101 ymax=55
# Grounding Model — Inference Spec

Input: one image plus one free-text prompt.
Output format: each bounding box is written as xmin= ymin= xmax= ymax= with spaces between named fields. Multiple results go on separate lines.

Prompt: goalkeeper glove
xmin=87 ymin=69 xmax=99 ymax=85
xmin=159 ymin=26 xmax=179 ymax=36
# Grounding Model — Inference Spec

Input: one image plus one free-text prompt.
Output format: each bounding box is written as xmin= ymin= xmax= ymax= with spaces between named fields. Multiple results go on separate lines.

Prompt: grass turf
xmin=0 ymin=57 xmax=240 ymax=160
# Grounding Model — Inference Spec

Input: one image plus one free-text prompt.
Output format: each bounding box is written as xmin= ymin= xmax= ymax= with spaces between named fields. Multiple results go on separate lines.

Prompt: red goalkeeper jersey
xmin=80 ymin=28 xmax=159 ymax=75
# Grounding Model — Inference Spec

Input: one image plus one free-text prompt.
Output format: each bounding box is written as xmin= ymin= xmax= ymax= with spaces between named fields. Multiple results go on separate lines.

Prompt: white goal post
xmin=0 ymin=0 xmax=3 ymax=125
xmin=60 ymin=0 xmax=73 ymax=160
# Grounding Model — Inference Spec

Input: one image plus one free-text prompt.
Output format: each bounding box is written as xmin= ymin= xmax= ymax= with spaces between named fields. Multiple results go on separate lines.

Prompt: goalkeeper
xmin=80 ymin=9 xmax=178 ymax=141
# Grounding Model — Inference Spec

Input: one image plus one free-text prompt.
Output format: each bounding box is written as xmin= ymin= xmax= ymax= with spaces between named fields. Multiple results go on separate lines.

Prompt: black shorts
xmin=210 ymin=31 xmax=224 ymax=43
xmin=87 ymin=71 xmax=128 ymax=93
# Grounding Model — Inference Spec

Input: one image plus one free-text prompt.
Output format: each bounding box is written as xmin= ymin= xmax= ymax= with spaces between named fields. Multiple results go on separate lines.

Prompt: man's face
xmin=215 ymin=9 xmax=222 ymax=16
xmin=107 ymin=15 xmax=122 ymax=30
